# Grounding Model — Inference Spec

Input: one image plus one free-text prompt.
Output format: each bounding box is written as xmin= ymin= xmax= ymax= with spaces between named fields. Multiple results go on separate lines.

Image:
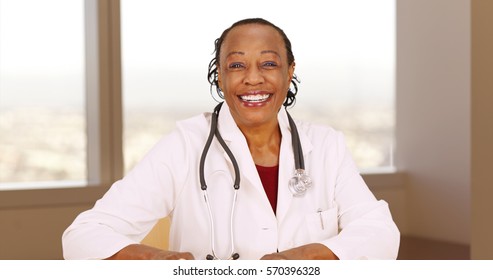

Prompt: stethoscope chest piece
xmin=288 ymin=169 xmax=313 ymax=196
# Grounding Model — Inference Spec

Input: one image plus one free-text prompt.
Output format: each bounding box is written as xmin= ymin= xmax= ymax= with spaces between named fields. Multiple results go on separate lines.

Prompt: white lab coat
xmin=62 ymin=103 xmax=400 ymax=260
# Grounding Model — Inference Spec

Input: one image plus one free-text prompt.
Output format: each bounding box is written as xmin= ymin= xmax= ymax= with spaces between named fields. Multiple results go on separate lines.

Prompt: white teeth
xmin=239 ymin=94 xmax=270 ymax=102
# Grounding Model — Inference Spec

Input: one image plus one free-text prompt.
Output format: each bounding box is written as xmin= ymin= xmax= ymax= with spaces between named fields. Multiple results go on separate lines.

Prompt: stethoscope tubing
xmin=200 ymin=102 xmax=241 ymax=260
xmin=202 ymin=189 xmax=239 ymax=260
xmin=286 ymin=110 xmax=304 ymax=170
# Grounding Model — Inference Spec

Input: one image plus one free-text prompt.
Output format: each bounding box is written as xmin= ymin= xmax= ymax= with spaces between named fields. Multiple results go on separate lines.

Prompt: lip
xmin=237 ymin=91 xmax=273 ymax=107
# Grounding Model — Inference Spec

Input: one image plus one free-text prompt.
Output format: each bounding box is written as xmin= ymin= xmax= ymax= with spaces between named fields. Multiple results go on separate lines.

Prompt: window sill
xmin=0 ymin=171 xmax=406 ymax=210
xmin=0 ymin=184 xmax=109 ymax=209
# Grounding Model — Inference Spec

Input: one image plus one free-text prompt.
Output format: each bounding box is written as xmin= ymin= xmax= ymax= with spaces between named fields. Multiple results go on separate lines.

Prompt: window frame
xmin=0 ymin=0 xmax=123 ymax=208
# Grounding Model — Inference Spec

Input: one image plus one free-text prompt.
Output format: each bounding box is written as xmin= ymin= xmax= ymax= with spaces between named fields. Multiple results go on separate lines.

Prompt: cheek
xmin=271 ymin=72 xmax=291 ymax=91
xmin=220 ymin=73 xmax=242 ymax=91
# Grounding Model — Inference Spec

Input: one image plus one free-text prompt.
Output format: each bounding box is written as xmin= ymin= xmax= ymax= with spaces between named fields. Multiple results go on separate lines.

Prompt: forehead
xmin=220 ymin=24 xmax=286 ymax=57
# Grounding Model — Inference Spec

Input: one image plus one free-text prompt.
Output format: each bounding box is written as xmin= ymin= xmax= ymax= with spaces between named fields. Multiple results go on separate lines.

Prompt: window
xmin=121 ymin=0 xmax=395 ymax=173
xmin=0 ymin=0 xmax=86 ymax=189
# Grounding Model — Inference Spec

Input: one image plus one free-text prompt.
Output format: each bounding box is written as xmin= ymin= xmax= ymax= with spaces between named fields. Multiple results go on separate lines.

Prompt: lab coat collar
xmin=215 ymin=103 xmax=242 ymax=142
xmin=216 ymin=103 xmax=313 ymax=223
xmin=216 ymin=102 xmax=313 ymax=153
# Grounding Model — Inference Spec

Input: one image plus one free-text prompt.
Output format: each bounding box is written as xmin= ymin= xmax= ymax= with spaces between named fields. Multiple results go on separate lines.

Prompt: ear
xmin=217 ymin=66 xmax=223 ymax=89
xmin=288 ymin=62 xmax=296 ymax=82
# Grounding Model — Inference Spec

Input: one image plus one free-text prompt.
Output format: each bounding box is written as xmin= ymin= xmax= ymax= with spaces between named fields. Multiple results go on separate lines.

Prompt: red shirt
xmin=255 ymin=165 xmax=279 ymax=214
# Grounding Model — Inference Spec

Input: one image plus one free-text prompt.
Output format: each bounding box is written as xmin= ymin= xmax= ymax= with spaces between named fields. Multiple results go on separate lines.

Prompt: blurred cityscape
xmin=0 ymin=107 xmax=86 ymax=184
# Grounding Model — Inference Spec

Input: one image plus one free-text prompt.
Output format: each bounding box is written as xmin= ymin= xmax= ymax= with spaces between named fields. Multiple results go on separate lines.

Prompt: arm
xmin=62 ymin=129 xmax=191 ymax=260
xmin=105 ymin=244 xmax=194 ymax=260
xmin=260 ymin=243 xmax=339 ymax=260
xmin=318 ymin=132 xmax=400 ymax=260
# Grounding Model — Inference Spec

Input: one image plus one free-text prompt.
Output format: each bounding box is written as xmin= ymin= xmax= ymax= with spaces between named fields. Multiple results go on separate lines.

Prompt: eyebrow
xmin=261 ymin=50 xmax=281 ymax=59
xmin=225 ymin=50 xmax=281 ymax=59
xmin=226 ymin=51 xmax=245 ymax=58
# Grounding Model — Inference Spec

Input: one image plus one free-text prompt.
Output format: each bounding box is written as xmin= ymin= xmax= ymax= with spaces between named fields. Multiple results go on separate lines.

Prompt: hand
xmin=150 ymin=250 xmax=195 ymax=260
xmin=260 ymin=243 xmax=339 ymax=260
xmin=260 ymin=253 xmax=289 ymax=260
xmin=106 ymin=244 xmax=195 ymax=260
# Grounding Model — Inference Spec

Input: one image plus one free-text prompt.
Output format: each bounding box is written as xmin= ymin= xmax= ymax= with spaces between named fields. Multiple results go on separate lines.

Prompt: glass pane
xmin=121 ymin=0 xmax=395 ymax=173
xmin=0 ymin=0 xmax=86 ymax=188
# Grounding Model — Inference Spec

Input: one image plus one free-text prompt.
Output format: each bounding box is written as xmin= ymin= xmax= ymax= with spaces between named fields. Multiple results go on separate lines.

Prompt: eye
xmin=229 ymin=62 xmax=244 ymax=69
xmin=262 ymin=61 xmax=278 ymax=68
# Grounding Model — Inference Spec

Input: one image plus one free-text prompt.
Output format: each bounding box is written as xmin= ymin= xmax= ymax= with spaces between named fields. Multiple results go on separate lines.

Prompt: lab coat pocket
xmin=305 ymin=207 xmax=339 ymax=242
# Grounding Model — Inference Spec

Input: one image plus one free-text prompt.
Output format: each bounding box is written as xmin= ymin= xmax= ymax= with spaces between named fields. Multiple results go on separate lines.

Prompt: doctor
xmin=62 ymin=18 xmax=400 ymax=260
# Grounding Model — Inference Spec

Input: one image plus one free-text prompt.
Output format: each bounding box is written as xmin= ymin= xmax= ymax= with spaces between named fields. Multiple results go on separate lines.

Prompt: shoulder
xmin=175 ymin=112 xmax=211 ymax=134
xmin=146 ymin=112 xmax=211 ymax=157
xmin=168 ymin=112 xmax=212 ymax=148
xmin=294 ymin=118 xmax=349 ymax=163
xmin=295 ymin=119 xmax=345 ymax=146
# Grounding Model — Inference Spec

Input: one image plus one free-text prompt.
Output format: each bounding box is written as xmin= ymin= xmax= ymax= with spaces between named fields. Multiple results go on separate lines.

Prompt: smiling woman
xmin=63 ymin=17 xmax=400 ymax=260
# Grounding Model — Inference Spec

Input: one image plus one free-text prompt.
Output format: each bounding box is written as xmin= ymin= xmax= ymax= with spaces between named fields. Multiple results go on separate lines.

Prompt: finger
xmin=260 ymin=253 xmax=288 ymax=260
xmin=177 ymin=252 xmax=195 ymax=260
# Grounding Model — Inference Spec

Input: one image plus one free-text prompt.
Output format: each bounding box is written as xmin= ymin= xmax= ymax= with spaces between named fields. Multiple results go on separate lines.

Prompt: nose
xmin=243 ymin=66 xmax=264 ymax=86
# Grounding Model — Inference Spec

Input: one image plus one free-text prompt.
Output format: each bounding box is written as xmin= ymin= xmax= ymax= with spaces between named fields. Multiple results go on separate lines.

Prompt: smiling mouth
xmin=238 ymin=93 xmax=272 ymax=103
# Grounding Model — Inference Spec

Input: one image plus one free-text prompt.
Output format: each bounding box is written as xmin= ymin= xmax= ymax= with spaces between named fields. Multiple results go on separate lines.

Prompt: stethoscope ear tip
xmin=205 ymin=253 xmax=240 ymax=260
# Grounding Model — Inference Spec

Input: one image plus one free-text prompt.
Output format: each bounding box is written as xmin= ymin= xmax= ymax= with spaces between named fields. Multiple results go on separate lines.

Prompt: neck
xmin=239 ymin=120 xmax=281 ymax=167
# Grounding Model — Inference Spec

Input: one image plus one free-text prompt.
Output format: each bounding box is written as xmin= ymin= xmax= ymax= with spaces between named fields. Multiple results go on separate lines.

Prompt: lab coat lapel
xmin=276 ymin=108 xmax=313 ymax=226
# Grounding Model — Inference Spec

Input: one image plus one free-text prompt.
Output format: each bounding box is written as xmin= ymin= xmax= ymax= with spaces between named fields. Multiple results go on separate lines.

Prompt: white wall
xmin=396 ymin=0 xmax=471 ymax=244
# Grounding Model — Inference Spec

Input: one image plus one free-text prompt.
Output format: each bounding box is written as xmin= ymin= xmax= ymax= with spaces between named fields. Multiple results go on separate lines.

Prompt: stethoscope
xmin=199 ymin=102 xmax=313 ymax=260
